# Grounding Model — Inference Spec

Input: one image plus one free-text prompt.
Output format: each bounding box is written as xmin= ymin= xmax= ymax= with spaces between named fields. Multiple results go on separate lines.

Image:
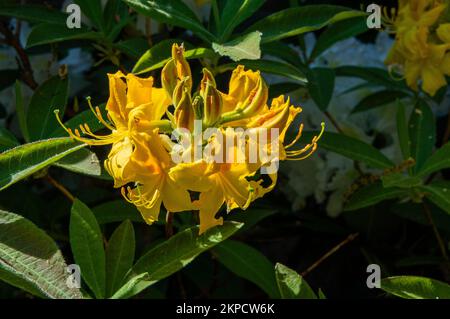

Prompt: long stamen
xmin=86 ymin=97 xmax=115 ymax=131
xmin=286 ymin=122 xmax=324 ymax=160
xmin=285 ymin=123 xmax=304 ymax=149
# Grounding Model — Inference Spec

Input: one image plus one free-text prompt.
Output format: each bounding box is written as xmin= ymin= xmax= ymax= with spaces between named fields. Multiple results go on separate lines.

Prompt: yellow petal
xmin=161 ymin=176 xmax=193 ymax=213
xmin=421 ymin=62 xmax=447 ymax=96
xmin=404 ymin=59 xmax=422 ymax=90
xmin=125 ymin=73 xmax=154 ymax=108
xmin=137 ymin=194 xmax=163 ymax=224
xmin=195 ymin=185 xmax=224 ymax=234
xmin=106 ymin=71 xmax=127 ymax=129
xmin=437 ymin=23 xmax=450 ymax=43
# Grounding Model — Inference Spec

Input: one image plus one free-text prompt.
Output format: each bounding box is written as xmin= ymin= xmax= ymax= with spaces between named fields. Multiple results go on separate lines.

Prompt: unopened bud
xmin=200 ymin=68 xmax=216 ymax=92
xmin=162 ymin=59 xmax=178 ymax=99
xmin=202 ymin=82 xmax=222 ymax=127
xmin=172 ymin=44 xmax=192 ymax=92
xmin=174 ymin=87 xmax=195 ymax=131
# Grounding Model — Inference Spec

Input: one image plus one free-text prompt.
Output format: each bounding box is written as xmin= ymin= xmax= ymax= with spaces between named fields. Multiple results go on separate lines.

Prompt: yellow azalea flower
xmin=385 ymin=0 xmax=450 ymax=95
xmin=58 ymin=43 xmax=323 ymax=234
xmin=121 ymin=130 xmax=193 ymax=224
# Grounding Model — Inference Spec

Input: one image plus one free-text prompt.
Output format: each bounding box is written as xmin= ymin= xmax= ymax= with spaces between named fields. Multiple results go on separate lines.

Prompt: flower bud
xmin=162 ymin=59 xmax=178 ymax=99
xmin=174 ymin=86 xmax=195 ymax=131
xmin=172 ymin=77 xmax=190 ymax=107
xmin=172 ymin=43 xmax=192 ymax=92
xmin=200 ymin=68 xmax=216 ymax=92
xmin=202 ymin=82 xmax=222 ymax=127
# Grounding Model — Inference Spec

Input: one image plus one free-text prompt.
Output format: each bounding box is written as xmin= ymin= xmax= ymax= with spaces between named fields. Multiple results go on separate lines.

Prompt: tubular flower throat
xmin=385 ymin=0 xmax=450 ymax=96
xmin=57 ymin=43 xmax=324 ymax=234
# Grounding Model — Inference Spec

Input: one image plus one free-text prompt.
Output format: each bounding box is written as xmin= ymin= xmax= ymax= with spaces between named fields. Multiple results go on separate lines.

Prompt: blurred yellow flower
xmin=385 ymin=0 xmax=450 ymax=96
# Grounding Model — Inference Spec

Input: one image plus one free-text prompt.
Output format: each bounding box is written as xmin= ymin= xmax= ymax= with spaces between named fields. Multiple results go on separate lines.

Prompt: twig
xmin=324 ymin=111 xmax=343 ymax=134
xmin=0 ymin=22 xmax=38 ymax=89
xmin=422 ymin=202 xmax=450 ymax=282
xmin=301 ymin=233 xmax=359 ymax=277
xmin=45 ymin=175 xmax=75 ymax=202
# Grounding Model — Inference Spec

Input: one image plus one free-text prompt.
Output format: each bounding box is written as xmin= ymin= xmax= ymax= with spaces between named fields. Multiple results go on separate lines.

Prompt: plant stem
xmin=0 ymin=22 xmax=38 ymax=90
xmin=45 ymin=175 xmax=75 ymax=202
xmin=324 ymin=111 xmax=343 ymax=134
xmin=301 ymin=233 xmax=359 ymax=277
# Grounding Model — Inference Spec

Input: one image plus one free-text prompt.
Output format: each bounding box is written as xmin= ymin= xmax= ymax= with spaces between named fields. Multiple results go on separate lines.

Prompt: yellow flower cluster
xmin=385 ymin=0 xmax=450 ymax=96
xmin=57 ymin=44 xmax=323 ymax=234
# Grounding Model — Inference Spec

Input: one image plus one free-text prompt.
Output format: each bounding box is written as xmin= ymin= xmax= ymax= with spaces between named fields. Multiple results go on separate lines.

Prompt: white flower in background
xmin=273 ymin=33 xmax=405 ymax=217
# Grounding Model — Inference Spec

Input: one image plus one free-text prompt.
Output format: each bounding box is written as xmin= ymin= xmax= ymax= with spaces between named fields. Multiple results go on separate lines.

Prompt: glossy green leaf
xmin=213 ymin=240 xmax=279 ymax=298
xmin=334 ymin=66 xmax=408 ymax=91
xmin=275 ymin=263 xmax=317 ymax=299
xmin=409 ymin=100 xmax=435 ymax=173
xmin=0 ymin=127 xmax=19 ymax=152
xmin=212 ymin=31 xmax=262 ymax=61
xmin=0 ymin=138 xmax=85 ymax=191
xmin=70 ymin=199 xmax=106 ymax=299
xmin=74 ymin=0 xmax=104 ymax=31
xmin=344 ymin=182 xmax=407 ymax=211
xmin=53 ymin=148 xmax=103 ymax=178
xmin=396 ymin=99 xmax=410 ymax=160
xmin=351 ymin=90 xmax=409 ymax=114
xmin=15 ymin=81 xmax=29 ymax=142
xmin=106 ymin=220 xmax=135 ymax=297
xmin=0 ymin=4 xmax=67 ymax=24
xmin=302 ymin=131 xmax=395 ymax=169
xmin=26 ymin=76 xmax=69 ymax=141
xmin=219 ymin=0 xmax=265 ymax=40
xmin=92 ymin=200 xmax=143 ymax=224
xmin=231 ymin=207 xmax=277 ymax=233
xmin=114 ymin=38 xmax=149 ymax=58
xmin=306 ymin=67 xmax=335 ymax=111
xmin=121 ymin=0 xmax=215 ymax=42
xmin=248 ymin=5 xmax=366 ymax=43
xmin=416 ymin=142 xmax=450 ymax=178
xmin=310 ymin=16 xmax=368 ymax=60
xmin=381 ymin=276 xmax=450 ymax=299
xmin=420 ymin=182 xmax=450 ymax=215
xmin=261 ymin=42 xmax=305 ymax=69
xmin=0 ymin=209 xmax=83 ymax=299
xmin=217 ymin=60 xmax=307 ymax=83
xmin=112 ymin=221 xmax=243 ymax=299
xmin=26 ymin=23 xmax=100 ymax=48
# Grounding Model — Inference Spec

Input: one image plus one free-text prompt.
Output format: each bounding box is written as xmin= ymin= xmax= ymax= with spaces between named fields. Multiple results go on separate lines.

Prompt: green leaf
xmin=74 ymin=0 xmax=104 ymax=31
xmin=0 ymin=127 xmax=19 ymax=152
xmin=420 ymin=182 xmax=450 ymax=215
xmin=381 ymin=173 xmax=422 ymax=189
xmin=92 ymin=200 xmax=143 ymax=224
xmin=0 ymin=138 xmax=85 ymax=191
xmin=133 ymin=40 xmax=214 ymax=74
xmin=396 ymin=99 xmax=410 ymax=160
xmin=217 ymin=60 xmax=307 ymax=84
xmin=106 ymin=220 xmax=135 ymax=297
xmin=213 ymin=31 xmax=262 ymax=62
xmin=114 ymin=37 xmax=149 ymax=58
xmin=53 ymin=148 xmax=103 ymax=178
xmin=50 ymin=104 xmax=107 ymax=138
xmin=351 ymin=90 xmax=409 ymax=114
xmin=219 ymin=0 xmax=265 ymax=41
xmin=302 ymin=131 xmax=395 ymax=169
xmin=26 ymin=23 xmax=101 ymax=48
xmin=416 ymin=142 xmax=450 ymax=178
xmin=269 ymin=82 xmax=301 ymax=99
xmin=0 ymin=209 xmax=83 ymax=299
xmin=275 ymin=263 xmax=317 ymax=299
xmin=261 ymin=42 xmax=305 ymax=69
xmin=112 ymin=221 xmax=243 ymax=299
xmin=310 ymin=16 xmax=368 ymax=60
xmin=409 ymin=100 xmax=436 ymax=173
xmin=334 ymin=66 xmax=408 ymax=92
xmin=381 ymin=276 xmax=450 ymax=299
xmin=26 ymin=76 xmax=69 ymax=141
xmin=70 ymin=199 xmax=106 ymax=299
xmin=306 ymin=67 xmax=335 ymax=111
xmin=344 ymin=182 xmax=407 ymax=211
xmin=0 ymin=4 xmax=67 ymax=24
xmin=230 ymin=207 xmax=277 ymax=233
xmin=121 ymin=0 xmax=215 ymax=43
xmin=248 ymin=5 xmax=366 ymax=43
xmin=15 ymin=80 xmax=29 ymax=142
xmin=213 ymin=240 xmax=279 ymax=298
